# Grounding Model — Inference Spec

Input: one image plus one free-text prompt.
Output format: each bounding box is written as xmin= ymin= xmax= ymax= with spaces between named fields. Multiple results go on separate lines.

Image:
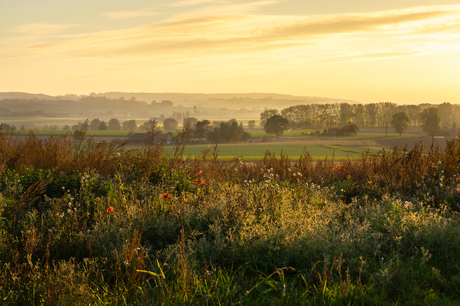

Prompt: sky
xmin=1 ymin=0 xmax=460 ymax=104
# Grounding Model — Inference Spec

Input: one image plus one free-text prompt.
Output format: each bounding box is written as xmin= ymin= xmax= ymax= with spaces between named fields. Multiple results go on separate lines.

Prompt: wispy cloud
xmin=101 ymin=10 xmax=159 ymax=20
xmin=6 ymin=5 xmax=460 ymax=69
xmin=14 ymin=23 xmax=79 ymax=36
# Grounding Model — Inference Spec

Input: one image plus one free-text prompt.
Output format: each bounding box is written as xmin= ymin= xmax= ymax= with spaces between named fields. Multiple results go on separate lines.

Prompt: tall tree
xmin=194 ymin=120 xmax=211 ymax=141
xmin=406 ymin=105 xmax=421 ymax=126
xmin=163 ymin=118 xmax=178 ymax=130
xmin=207 ymin=121 xmax=247 ymax=143
xmin=108 ymin=118 xmax=121 ymax=130
xmin=260 ymin=109 xmax=279 ymax=127
xmin=438 ymin=102 xmax=453 ymax=129
xmin=122 ymin=119 xmax=137 ymax=130
xmin=390 ymin=112 xmax=410 ymax=136
xmin=98 ymin=121 xmax=108 ymax=130
xmin=420 ymin=108 xmax=441 ymax=135
xmin=264 ymin=115 xmax=289 ymax=138
xmin=89 ymin=118 xmax=101 ymax=130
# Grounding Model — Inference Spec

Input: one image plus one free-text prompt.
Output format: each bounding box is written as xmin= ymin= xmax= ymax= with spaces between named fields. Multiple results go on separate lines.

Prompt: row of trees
xmin=390 ymin=108 xmax=446 ymax=136
xmin=72 ymin=119 xmax=142 ymax=131
xmin=261 ymin=102 xmax=460 ymax=131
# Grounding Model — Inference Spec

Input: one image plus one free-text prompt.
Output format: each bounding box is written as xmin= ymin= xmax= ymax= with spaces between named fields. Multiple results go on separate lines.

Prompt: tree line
xmin=261 ymin=102 xmax=459 ymax=135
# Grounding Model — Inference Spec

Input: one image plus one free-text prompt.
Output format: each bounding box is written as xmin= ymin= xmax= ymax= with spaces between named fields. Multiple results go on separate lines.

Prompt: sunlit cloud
xmin=3 ymin=3 xmax=460 ymax=80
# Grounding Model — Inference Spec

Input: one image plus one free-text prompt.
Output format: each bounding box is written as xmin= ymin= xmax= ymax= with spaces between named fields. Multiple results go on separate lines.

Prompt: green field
xmin=164 ymin=144 xmax=361 ymax=160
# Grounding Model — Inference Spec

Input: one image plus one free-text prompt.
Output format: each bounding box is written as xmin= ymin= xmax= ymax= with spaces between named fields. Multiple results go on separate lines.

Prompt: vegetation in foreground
xmin=1 ymin=127 xmax=460 ymax=305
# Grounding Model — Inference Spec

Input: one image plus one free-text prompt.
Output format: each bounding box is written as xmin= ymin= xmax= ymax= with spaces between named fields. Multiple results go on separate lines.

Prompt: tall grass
xmin=1 ymin=125 xmax=460 ymax=304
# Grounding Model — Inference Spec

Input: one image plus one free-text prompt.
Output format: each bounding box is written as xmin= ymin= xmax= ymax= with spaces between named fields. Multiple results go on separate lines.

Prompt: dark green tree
xmin=108 ymin=118 xmax=121 ymax=130
xmin=122 ymin=119 xmax=137 ymax=130
xmin=194 ymin=120 xmax=211 ymax=141
xmin=420 ymin=108 xmax=441 ymax=135
xmin=264 ymin=115 xmax=289 ymax=138
xmin=390 ymin=112 xmax=410 ymax=136
xmin=207 ymin=121 xmax=246 ymax=143
xmin=339 ymin=124 xmax=359 ymax=135
xmin=183 ymin=117 xmax=198 ymax=128
xmin=248 ymin=120 xmax=256 ymax=129
xmin=98 ymin=121 xmax=108 ymax=130
xmin=89 ymin=118 xmax=101 ymax=130
xmin=260 ymin=109 xmax=279 ymax=127
xmin=163 ymin=118 xmax=178 ymax=130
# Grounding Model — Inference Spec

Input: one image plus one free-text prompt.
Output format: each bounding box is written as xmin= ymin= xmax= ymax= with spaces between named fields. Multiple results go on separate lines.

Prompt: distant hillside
xmin=0 ymin=92 xmax=56 ymax=100
xmin=0 ymin=91 xmax=360 ymax=113
xmin=101 ymin=92 xmax=359 ymax=109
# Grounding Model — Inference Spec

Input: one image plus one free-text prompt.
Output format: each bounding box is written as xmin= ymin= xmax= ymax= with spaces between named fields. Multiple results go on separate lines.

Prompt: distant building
xmin=128 ymin=133 xmax=172 ymax=145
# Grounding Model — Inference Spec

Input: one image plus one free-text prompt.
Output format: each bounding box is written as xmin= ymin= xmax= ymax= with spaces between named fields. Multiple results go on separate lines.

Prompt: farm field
xmin=5 ymin=126 xmax=441 ymax=161
xmin=164 ymin=144 xmax=362 ymax=160
xmin=1 ymin=131 xmax=460 ymax=305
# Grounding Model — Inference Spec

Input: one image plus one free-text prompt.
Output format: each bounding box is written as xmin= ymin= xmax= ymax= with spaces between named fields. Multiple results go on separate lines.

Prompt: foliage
xmin=264 ymin=115 xmax=289 ymax=138
xmin=339 ymin=124 xmax=359 ymax=135
xmin=163 ymin=118 xmax=178 ymax=130
xmin=89 ymin=118 xmax=101 ymax=130
xmin=260 ymin=109 xmax=279 ymax=127
xmin=391 ymin=112 xmax=410 ymax=135
xmin=207 ymin=120 xmax=249 ymax=143
xmin=122 ymin=119 xmax=137 ymax=130
xmin=2 ymin=130 xmax=460 ymax=304
xmin=193 ymin=119 xmax=211 ymax=141
xmin=420 ymin=108 xmax=441 ymax=135
xmin=108 ymin=118 xmax=121 ymax=130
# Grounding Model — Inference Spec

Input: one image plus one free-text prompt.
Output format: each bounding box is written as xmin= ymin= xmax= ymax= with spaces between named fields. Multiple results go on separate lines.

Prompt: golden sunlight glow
xmin=1 ymin=2 xmax=460 ymax=103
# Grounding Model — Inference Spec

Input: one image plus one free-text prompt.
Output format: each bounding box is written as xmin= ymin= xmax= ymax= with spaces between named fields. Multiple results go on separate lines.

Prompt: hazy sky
xmin=1 ymin=0 xmax=460 ymax=103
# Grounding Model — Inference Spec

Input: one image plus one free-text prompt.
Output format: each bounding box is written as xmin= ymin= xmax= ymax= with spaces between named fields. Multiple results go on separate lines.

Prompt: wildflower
xmin=107 ymin=207 xmax=114 ymax=212
xmin=195 ymin=180 xmax=203 ymax=183
xmin=163 ymin=193 xmax=169 ymax=199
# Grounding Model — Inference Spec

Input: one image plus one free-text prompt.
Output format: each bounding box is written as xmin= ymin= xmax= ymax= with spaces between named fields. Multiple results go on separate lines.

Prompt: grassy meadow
xmin=1 ymin=128 xmax=460 ymax=305
xmin=164 ymin=144 xmax=362 ymax=160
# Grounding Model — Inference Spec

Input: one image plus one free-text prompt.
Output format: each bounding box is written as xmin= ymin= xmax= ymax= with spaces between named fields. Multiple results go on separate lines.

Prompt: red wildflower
xmin=454 ymin=189 xmax=457 ymax=194
xmin=203 ymin=183 xmax=207 ymax=186
xmin=107 ymin=207 xmax=114 ymax=212
xmin=163 ymin=194 xmax=169 ymax=199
